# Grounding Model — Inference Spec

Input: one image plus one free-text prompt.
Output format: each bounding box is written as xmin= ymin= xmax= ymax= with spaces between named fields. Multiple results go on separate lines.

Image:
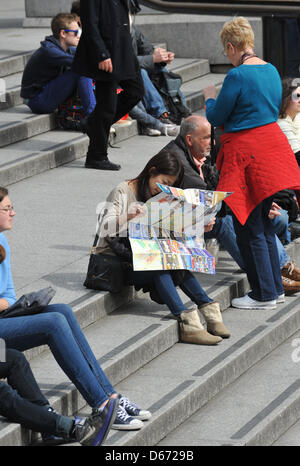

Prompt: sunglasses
xmin=64 ymin=29 xmax=80 ymax=36
xmin=291 ymin=91 xmax=300 ymax=102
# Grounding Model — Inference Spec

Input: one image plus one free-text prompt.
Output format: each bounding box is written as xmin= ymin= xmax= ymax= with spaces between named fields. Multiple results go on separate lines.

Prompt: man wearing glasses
xmin=72 ymin=0 xmax=144 ymax=171
xmin=21 ymin=13 xmax=96 ymax=119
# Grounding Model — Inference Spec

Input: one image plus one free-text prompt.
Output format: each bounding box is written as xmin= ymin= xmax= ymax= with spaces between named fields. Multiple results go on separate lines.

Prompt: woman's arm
xmin=205 ymin=70 xmax=241 ymax=127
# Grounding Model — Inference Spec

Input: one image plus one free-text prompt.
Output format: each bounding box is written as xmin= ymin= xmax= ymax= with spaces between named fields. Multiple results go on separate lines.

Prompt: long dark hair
xmin=279 ymin=77 xmax=298 ymax=118
xmin=130 ymin=150 xmax=184 ymax=202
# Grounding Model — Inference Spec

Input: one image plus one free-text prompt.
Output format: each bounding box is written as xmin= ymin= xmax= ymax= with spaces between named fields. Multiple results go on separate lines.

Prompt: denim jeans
xmin=128 ymin=269 xmax=212 ymax=316
xmin=129 ymin=100 xmax=165 ymax=132
xmin=0 ymin=349 xmax=73 ymax=437
xmin=0 ymin=304 xmax=115 ymax=408
xmin=28 ymin=71 xmax=96 ymax=116
xmin=141 ymin=68 xmax=167 ymax=118
xmin=272 ymin=208 xmax=291 ymax=244
xmin=232 ymin=196 xmax=284 ymax=301
xmin=205 ymin=214 xmax=290 ymax=270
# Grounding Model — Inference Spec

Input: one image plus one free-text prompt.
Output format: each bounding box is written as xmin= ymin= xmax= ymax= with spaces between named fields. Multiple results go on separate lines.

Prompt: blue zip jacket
xmin=21 ymin=35 xmax=76 ymax=99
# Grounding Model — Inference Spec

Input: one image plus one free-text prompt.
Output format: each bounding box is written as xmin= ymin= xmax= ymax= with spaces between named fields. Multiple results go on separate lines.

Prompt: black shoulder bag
xmin=83 ymin=227 xmax=125 ymax=294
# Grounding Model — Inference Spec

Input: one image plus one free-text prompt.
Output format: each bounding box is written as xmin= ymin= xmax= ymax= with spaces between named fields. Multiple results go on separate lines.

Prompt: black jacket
xmin=164 ymin=135 xmax=220 ymax=191
xmin=72 ymin=0 xmax=138 ymax=81
xmin=131 ymin=25 xmax=164 ymax=74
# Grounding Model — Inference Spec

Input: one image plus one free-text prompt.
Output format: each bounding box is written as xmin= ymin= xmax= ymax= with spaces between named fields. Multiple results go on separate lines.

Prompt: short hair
xmin=0 ymin=187 xmax=8 ymax=203
xmin=220 ymin=17 xmax=255 ymax=51
xmin=51 ymin=13 xmax=78 ymax=39
xmin=180 ymin=115 xmax=209 ymax=139
xmin=279 ymin=77 xmax=299 ymax=118
xmin=71 ymin=1 xmax=80 ymax=16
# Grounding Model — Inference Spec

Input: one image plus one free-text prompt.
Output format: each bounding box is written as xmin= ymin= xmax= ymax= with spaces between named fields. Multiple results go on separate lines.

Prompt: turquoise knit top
xmin=206 ymin=63 xmax=282 ymax=133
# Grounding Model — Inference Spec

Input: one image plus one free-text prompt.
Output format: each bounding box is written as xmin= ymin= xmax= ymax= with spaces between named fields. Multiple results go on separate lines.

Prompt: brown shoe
xmin=281 ymin=262 xmax=300 ymax=282
xmin=282 ymin=275 xmax=300 ymax=293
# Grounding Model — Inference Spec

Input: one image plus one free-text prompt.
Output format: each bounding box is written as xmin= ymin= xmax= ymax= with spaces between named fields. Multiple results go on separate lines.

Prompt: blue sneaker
xmin=119 ymin=394 xmax=152 ymax=421
xmin=88 ymin=397 xmax=119 ymax=446
xmin=112 ymin=404 xmax=144 ymax=430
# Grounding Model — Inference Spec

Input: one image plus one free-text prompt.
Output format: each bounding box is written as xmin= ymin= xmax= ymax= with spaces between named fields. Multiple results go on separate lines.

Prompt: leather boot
xmin=198 ymin=302 xmax=231 ymax=339
xmin=178 ymin=308 xmax=222 ymax=345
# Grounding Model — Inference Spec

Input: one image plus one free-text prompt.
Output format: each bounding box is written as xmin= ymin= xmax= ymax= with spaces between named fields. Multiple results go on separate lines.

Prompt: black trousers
xmin=86 ymin=68 xmax=144 ymax=162
xmin=0 ymin=349 xmax=72 ymax=437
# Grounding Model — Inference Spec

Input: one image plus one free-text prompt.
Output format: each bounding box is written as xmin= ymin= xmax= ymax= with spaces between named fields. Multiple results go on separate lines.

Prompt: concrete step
xmin=0 ymin=251 xmax=249 ymax=446
xmin=273 ymin=418 xmax=300 ymax=446
xmin=0 ymin=72 xmax=225 ymax=185
xmin=82 ymin=295 xmax=300 ymax=447
xmin=0 ymin=58 xmax=210 ymax=110
xmin=0 ymin=120 xmax=137 ymax=186
xmin=156 ymin=331 xmax=300 ymax=446
xmin=0 ymin=104 xmax=55 ymax=148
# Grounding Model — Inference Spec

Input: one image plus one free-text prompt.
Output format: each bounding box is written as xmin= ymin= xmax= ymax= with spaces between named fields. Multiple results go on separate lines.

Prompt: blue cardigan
xmin=206 ymin=63 xmax=282 ymax=133
xmin=0 ymin=233 xmax=16 ymax=306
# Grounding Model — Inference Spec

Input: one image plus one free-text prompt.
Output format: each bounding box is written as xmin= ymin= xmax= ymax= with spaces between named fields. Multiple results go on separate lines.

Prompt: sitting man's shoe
xmin=118 ymin=394 xmax=151 ymax=421
xmin=281 ymin=262 xmax=300 ymax=282
xmin=282 ymin=275 xmax=300 ymax=293
xmin=112 ymin=404 xmax=144 ymax=430
xmin=141 ymin=127 xmax=161 ymax=136
xmin=85 ymin=159 xmax=121 ymax=171
xmin=277 ymin=293 xmax=285 ymax=304
xmin=231 ymin=294 xmax=277 ymax=310
xmin=161 ymin=124 xmax=178 ymax=137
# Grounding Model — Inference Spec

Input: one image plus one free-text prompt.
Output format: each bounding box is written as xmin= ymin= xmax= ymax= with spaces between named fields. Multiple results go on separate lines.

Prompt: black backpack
xmin=150 ymin=70 xmax=191 ymax=125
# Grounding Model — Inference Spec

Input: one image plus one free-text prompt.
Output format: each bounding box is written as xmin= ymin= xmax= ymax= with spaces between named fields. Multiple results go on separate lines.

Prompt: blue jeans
xmin=128 ymin=270 xmax=212 ymax=316
xmin=232 ymin=196 xmax=284 ymax=301
xmin=0 ymin=304 xmax=115 ymax=408
xmin=141 ymin=68 xmax=167 ymax=118
xmin=272 ymin=208 xmax=291 ymax=244
xmin=28 ymin=71 xmax=96 ymax=116
xmin=205 ymin=214 xmax=290 ymax=270
xmin=0 ymin=349 xmax=73 ymax=437
xmin=129 ymin=100 xmax=164 ymax=132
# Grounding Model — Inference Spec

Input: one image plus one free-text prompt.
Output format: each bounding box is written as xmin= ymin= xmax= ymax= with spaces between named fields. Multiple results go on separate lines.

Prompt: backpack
xmin=150 ymin=70 xmax=191 ymax=125
xmin=55 ymin=94 xmax=85 ymax=131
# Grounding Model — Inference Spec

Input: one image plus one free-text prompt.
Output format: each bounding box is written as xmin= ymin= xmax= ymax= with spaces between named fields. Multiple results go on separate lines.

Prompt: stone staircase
xmin=0 ymin=15 xmax=300 ymax=448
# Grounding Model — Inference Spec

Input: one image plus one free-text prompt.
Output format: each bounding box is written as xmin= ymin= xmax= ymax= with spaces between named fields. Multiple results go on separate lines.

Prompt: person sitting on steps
xmin=95 ymin=150 xmax=230 ymax=345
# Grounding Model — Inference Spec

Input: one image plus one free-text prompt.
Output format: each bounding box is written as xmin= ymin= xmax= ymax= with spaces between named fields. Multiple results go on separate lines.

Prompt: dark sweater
xmin=21 ymin=36 xmax=76 ymax=99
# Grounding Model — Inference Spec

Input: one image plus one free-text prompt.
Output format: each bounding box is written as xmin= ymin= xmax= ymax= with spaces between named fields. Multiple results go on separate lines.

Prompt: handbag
xmin=0 ymin=287 xmax=56 ymax=319
xmin=84 ymin=226 xmax=125 ymax=294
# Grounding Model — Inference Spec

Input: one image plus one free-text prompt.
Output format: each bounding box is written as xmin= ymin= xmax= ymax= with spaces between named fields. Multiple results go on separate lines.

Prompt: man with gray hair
xmin=162 ymin=114 xmax=244 ymax=268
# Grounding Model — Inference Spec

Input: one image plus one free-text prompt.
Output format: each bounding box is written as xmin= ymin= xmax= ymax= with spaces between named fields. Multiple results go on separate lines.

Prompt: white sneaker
xmin=141 ymin=127 xmax=161 ymax=136
xmin=231 ymin=294 xmax=277 ymax=310
xmin=277 ymin=293 xmax=285 ymax=304
xmin=161 ymin=124 xmax=178 ymax=137
xmin=119 ymin=395 xmax=151 ymax=421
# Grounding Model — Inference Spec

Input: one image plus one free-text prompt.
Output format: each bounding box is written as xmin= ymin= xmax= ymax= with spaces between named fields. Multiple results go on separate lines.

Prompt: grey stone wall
xmin=25 ymin=0 xmax=73 ymax=17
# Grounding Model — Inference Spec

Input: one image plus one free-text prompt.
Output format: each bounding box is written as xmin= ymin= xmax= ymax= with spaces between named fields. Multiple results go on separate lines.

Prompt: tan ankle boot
xmin=198 ymin=302 xmax=231 ymax=338
xmin=179 ymin=308 xmax=222 ymax=345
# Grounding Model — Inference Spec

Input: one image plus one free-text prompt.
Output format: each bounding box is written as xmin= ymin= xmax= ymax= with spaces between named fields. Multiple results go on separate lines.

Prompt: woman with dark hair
xmin=96 ymin=150 xmax=230 ymax=345
xmin=0 ymin=186 xmax=150 ymax=439
xmin=278 ymin=77 xmax=300 ymax=166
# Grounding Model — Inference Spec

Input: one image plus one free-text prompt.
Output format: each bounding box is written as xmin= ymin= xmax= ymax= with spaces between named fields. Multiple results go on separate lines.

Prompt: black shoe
xmin=159 ymin=112 xmax=173 ymax=125
xmin=85 ymin=159 xmax=121 ymax=171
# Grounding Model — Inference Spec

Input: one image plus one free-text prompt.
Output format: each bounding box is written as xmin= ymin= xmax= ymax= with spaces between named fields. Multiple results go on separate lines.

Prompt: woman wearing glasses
xmin=203 ymin=17 xmax=300 ymax=310
xmin=0 ymin=187 xmax=150 ymax=442
xmin=278 ymin=78 xmax=300 ymax=166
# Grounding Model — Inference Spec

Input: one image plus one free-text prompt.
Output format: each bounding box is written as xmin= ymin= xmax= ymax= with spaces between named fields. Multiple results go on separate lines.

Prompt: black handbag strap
xmin=91 ymin=217 xmax=102 ymax=253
